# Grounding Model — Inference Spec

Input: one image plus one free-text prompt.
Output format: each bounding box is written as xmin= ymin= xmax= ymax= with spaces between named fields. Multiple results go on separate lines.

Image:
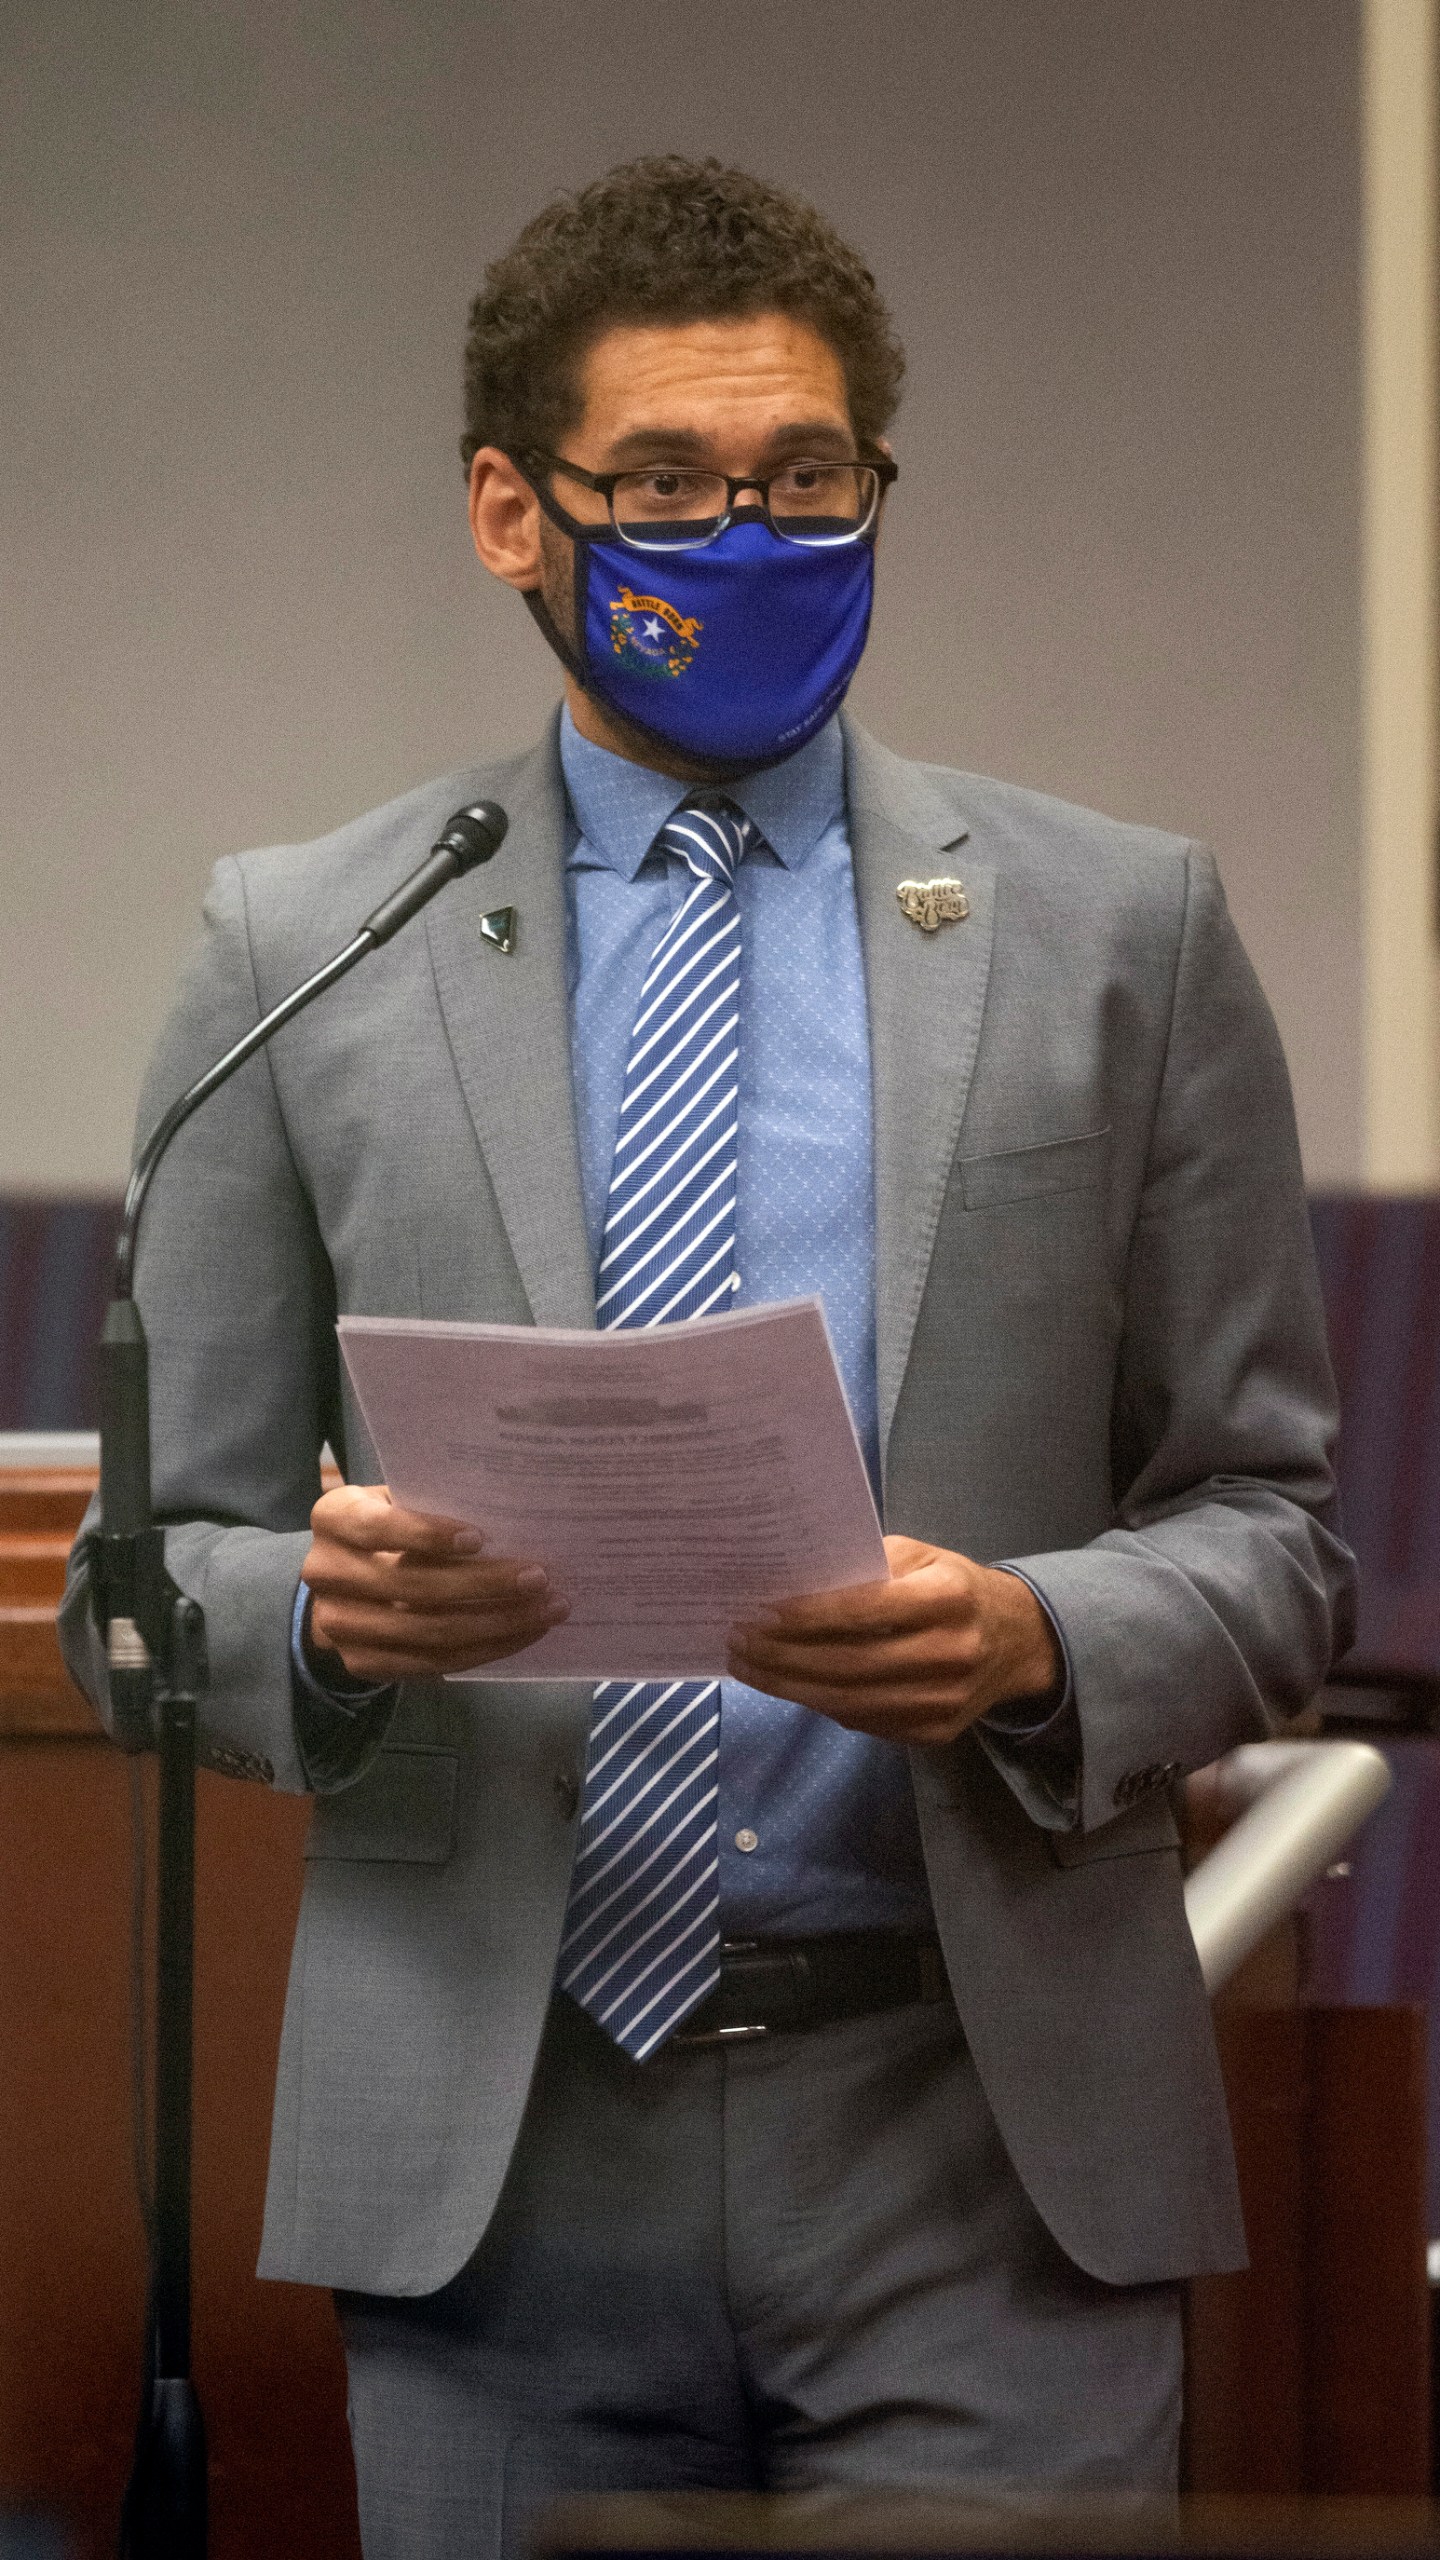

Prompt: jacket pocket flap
xmin=960 ymin=1127 xmax=1109 ymax=1209
xmin=1049 ymin=1789 xmax=1180 ymax=1866
xmin=305 ymin=1744 xmax=458 ymax=1864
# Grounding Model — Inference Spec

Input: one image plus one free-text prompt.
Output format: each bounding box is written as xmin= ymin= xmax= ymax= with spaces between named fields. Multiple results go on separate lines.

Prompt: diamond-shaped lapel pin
xmin=479 ymin=907 xmax=517 ymax=955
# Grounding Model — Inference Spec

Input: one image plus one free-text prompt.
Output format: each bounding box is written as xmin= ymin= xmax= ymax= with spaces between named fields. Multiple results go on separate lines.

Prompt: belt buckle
xmin=671 ymin=1941 xmax=786 ymax=2046
xmin=671 ymin=1945 xmax=794 ymax=2048
xmin=672 ymin=2018 xmax=769 ymax=2049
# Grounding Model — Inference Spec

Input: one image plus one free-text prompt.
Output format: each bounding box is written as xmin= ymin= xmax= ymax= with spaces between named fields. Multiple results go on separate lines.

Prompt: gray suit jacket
xmin=62 ymin=713 xmax=1355 ymax=2294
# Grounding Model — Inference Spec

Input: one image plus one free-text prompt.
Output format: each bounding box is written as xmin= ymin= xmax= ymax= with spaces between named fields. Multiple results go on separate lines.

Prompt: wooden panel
xmin=0 ymin=1537 xmax=80 ymax=1603
xmin=0 ymin=1470 xmax=96 ymax=1738
xmin=0 ymin=1745 xmax=148 ymax=2539
xmin=1305 ymin=2006 xmax=1431 ymax=2492
xmin=0 ymin=1741 xmax=361 ymax=2557
xmin=1184 ymin=2011 xmax=1307 ymax=2491
xmin=1185 ymin=2006 xmax=1431 ymax=2494
xmin=0 ymin=1470 xmax=95 ymax=1537
xmin=0 ymin=1472 xmax=362 ymax=2560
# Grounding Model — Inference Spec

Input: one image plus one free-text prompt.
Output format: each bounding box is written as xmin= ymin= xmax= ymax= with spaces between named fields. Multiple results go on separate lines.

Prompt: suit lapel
xmin=425 ymin=718 xmax=596 ymax=1330
xmin=842 ymin=718 xmax=994 ymax=1471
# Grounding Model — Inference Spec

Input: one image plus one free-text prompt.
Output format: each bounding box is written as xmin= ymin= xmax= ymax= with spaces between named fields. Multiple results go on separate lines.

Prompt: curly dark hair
xmin=460 ymin=156 xmax=904 ymax=474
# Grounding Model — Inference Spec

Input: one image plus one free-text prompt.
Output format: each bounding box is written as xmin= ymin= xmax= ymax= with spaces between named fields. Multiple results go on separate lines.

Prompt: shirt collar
xmin=560 ymin=704 xmax=845 ymax=881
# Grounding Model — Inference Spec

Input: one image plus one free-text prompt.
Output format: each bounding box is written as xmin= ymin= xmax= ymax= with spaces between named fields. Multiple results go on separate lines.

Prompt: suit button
xmin=553 ymin=1769 xmax=579 ymax=1822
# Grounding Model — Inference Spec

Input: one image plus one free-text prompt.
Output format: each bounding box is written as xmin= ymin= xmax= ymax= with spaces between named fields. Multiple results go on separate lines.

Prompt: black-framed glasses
xmin=522 ymin=449 xmax=898 ymax=553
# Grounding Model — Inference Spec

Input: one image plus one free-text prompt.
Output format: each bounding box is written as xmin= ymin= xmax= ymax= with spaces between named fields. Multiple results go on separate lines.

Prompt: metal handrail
xmin=1183 ymin=1739 xmax=1392 ymax=1992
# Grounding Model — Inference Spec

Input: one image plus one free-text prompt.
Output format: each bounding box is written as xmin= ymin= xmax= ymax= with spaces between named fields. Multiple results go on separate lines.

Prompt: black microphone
xmin=356 ymin=801 xmax=509 ymax=946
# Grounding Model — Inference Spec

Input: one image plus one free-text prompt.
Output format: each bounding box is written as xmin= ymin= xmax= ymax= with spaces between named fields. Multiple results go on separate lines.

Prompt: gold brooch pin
xmin=479 ymin=907 xmax=517 ymax=955
xmin=896 ymin=878 xmax=969 ymax=932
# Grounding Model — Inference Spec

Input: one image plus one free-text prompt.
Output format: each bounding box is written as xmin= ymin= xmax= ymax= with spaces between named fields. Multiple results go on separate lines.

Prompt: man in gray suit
xmin=64 ymin=158 xmax=1354 ymax=2552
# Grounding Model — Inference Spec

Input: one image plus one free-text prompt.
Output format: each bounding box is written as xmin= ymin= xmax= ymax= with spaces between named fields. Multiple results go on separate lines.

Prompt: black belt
xmin=669 ymin=1930 xmax=950 ymax=2047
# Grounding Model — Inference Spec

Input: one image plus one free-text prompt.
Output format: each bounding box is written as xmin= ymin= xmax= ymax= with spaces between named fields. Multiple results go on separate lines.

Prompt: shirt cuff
xmin=982 ymin=1566 xmax=1075 ymax=1739
xmin=289 ymin=1579 xmax=393 ymax=1717
xmin=973 ymin=1565 xmax=1082 ymax=1828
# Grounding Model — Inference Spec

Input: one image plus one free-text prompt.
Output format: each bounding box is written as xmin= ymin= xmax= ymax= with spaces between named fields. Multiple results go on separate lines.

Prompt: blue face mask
xmin=523 ymin=505 xmax=877 ymax=776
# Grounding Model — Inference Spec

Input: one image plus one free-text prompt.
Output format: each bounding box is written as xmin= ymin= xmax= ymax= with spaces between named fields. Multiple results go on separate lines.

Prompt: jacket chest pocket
xmin=958 ymin=1126 xmax=1110 ymax=1210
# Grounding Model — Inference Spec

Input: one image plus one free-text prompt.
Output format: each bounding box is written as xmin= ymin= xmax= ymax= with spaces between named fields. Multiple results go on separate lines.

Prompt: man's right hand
xmin=300 ymin=1484 xmax=568 ymax=1683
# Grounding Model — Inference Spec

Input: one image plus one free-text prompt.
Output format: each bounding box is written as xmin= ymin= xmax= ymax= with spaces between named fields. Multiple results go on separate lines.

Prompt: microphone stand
xmin=89 ymin=800 xmax=507 ymax=2556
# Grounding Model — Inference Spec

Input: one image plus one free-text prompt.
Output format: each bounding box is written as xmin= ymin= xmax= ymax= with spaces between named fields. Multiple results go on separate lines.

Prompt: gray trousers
xmin=338 ymin=1991 xmax=1182 ymax=2559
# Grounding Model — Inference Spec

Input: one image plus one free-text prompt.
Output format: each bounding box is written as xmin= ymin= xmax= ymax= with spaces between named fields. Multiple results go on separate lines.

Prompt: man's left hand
xmin=727 ymin=1536 xmax=1064 ymax=1746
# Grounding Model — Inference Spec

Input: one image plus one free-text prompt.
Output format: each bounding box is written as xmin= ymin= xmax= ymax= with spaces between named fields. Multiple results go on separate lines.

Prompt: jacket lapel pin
xmin=896 ymin=877 xmax=969 ymax=932
xmin=479 ymin=907 xmax=517 ymax=955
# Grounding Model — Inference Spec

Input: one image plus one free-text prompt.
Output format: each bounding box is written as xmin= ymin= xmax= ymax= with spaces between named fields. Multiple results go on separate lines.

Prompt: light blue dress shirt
xmin=293 ymin=708 xmax=1075 ymax=1913
xmin=560 ymin=707 xmax=934 ymax=1935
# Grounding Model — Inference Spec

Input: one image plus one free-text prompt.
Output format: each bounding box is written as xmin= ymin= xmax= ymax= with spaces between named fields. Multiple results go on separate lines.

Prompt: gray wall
xmin=1 ymin=0 xmax=1362 ymax=1188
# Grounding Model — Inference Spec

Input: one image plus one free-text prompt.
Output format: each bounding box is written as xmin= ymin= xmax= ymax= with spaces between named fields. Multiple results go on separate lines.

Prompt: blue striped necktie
xmin=558 ymin=797 xmax=757 ymax=2061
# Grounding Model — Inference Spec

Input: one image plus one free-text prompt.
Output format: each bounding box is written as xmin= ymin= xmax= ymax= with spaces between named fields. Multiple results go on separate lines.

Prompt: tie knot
xmin=655 ymin=797 xmax=754 ymax=888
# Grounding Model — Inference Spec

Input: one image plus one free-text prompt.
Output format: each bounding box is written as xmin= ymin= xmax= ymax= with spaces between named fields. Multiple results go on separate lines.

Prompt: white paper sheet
xmin=336 ymin=1298 xmax=888 ymax=1678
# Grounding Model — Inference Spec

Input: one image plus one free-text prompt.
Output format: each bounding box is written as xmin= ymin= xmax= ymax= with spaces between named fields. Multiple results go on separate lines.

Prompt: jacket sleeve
xmin=997 ymin=846 xmax=1357 ymax=1833
xmin=58 ymin=853 xmax=395 ymax=1796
